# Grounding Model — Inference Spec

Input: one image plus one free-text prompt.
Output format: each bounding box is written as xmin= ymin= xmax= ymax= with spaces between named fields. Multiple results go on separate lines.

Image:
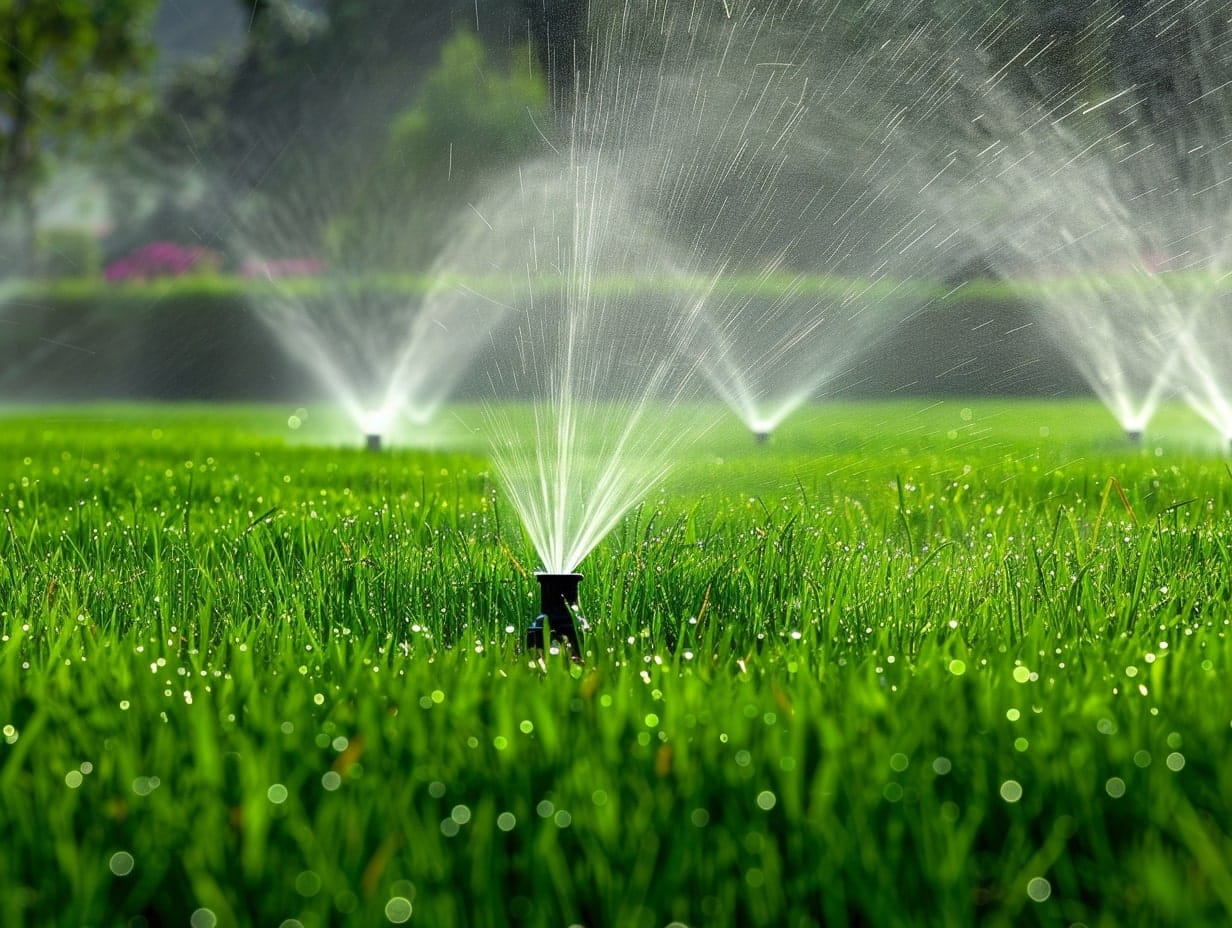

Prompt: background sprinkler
xmin=1125 ymin=429 xmax=1142 ymax=445
xmin=361 ymin=410 xmax=389 ymax=452
xmin=528 ymin=572 xmax=587 ymax=657
xmin=754 ymin=430 xmax=770 ymax=445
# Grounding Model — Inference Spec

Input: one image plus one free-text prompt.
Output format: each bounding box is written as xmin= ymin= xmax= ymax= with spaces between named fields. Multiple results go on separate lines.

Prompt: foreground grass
xmin=1 ymin=401 xmax=1231 ymax=927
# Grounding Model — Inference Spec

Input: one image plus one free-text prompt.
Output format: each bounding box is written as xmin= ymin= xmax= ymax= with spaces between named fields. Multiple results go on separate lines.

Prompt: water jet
xmin=527 ymin=572 xmax=586 ymax=658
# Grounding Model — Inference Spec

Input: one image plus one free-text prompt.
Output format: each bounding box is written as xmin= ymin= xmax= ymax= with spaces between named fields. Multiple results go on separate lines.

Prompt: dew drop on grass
xmin=889 ymin=753 xmax=909 ymax=772
xmin=428 ymin=781 xmax=446 ymax=798
xmin=496 ymin=812 xmax=516 ymax=831
xmin=64 ymin=770 xmax=83 ymax=789
xmin=294 ymin=871 xmax=321 ymax=897
xmin=691 ymin=808 xmax=710 ymax=827
xmin=1000 ymin=780 xmax=1023 ymax=803
xmin=1166 ymin=752 xmax=1186 ymax=772
xmin=451 ymin=804 xmax=472 ymax=825
xmin=932 ymin=757 xmax=952 ymax=775
xmin=1105 ymin=777 xmax=1126 ymax=798
xmin=108 ymin=851 xmax=135 ymax=876
xmin=384 ymin=897 xmax=413 ymax=923
xmin=1133 ymin=750 xmax=1152 ymax=768
xmin=756 ymin=790 xmax=777 ymax=810
xmin=948 ymin=659 xmax=966 ymax=676
xmin=267 ymin=784 xmax=289 ymax=804
xmin=321 ymin=771 xmax=342 ymax=791
xmin=190 ymin=909 xmax=217 ymax=928
xmin=1026 ymin=877 xmax=1051 ymax=902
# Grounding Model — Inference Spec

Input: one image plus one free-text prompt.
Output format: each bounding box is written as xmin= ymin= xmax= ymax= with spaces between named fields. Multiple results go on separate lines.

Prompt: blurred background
xmin=0 ymin=0 xmax=1214 ymax=400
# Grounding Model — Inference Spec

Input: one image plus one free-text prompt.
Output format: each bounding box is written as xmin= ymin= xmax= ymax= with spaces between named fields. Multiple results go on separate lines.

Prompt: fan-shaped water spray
xmin=236 ymin=149 xmax=514 ymax=448
xmin=912 ymin=3 xmax=1232 ymax=443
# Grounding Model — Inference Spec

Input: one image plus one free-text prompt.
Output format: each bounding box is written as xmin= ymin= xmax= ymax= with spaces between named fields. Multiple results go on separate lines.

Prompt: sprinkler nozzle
xmin=528 ymin=572 xmax=586 ymax=658
xmin=1125 ymin=429 xmax=1142 ymax=446
xmin=365 ymin=433 xmax=382 ymax=452
xmin=754 ymin=430 xmax=770 ymax=445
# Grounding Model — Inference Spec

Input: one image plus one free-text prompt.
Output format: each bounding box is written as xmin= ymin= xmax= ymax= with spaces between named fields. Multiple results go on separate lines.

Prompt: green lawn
xmin=1 ymin=400 xmax=1230 ymax=927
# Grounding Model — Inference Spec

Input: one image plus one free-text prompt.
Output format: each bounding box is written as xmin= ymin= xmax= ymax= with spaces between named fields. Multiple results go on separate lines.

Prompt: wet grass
xmin=1 ymin=400 xmax=1231 ymax=927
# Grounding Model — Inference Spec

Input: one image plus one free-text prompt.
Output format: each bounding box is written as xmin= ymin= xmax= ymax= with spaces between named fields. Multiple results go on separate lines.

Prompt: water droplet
xmin=190 ymin=909 xmax=217 ymax=928
xmin=267 ymin=784 xmax=289 ymax=804
xmin=1026 ymin=877 xmax=1051 ymax=902
xmin=948 ymin=659 xmax=966 ymax=676
xmin=1105 ymin=777 xmax=1126 ymax=798
xmin=385 ymin=897 xmax=413 ymax=923
xmin=321 ymin=771 xmax=342 ymax=792
xmin=932 ymin=756 xmax=952 ymax=775
xmin=1000 ymin=780 xmax=1023 ymax=803
xmin=65 ymin=770 xmax=83 ymax=789
xmin=496 ymin=812 xmax=517 ymax=831
xmin=295 ymin=871 xmax=321 ymax=897
xmin=109 ymin=851 xmax=135 ymax=876
xmin=1166 ymin=752 xmax=1185 ymax=772
xmin=756 ymin=790 xmax=777 ymax=811
xmin=451 ymin=804 xmax=472 ymax=825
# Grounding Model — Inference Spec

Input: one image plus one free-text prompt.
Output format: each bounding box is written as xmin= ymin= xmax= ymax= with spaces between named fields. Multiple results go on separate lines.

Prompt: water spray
xmin=527 ymin=572 xmax=587 ymax=658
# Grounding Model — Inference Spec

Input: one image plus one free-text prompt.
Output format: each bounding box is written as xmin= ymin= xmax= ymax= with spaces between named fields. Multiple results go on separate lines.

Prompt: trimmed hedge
xmin=0 ymin=276 xmax=1087 ymax=401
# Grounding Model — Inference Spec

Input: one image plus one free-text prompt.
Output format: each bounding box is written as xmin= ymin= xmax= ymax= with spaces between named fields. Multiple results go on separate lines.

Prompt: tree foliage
xmin=328 ymin=28 xmax=552 ymax=270
xmin=0 ymin=0 xmax=157 ymax=262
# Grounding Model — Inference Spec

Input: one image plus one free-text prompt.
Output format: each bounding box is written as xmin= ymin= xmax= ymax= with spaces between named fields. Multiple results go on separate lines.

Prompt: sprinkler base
xmin=754 ymin=431 xmax=770 ymax=445
xmin=528 ymin=572 xmax=587 ymax=657
xmin=365 ymin=433 xmax=382 ymax=452
xmin=1124 ymin=429 xmax=1142 ymax=446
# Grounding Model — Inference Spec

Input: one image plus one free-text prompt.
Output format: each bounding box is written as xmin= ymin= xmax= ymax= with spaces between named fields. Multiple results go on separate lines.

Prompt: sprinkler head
xmin=754 ymin=430 xmax=770 ymax=445
xmin=365 ymin=433 xmax=383 ymax=452
xmin=528 ymin=572 xmax=587 ymax=658
xmin=1124 ymin=429 xmax=1142 ymax=446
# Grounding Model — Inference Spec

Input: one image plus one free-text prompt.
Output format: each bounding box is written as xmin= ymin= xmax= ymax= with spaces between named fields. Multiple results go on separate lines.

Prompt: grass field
xmin=1 ymin=400 xmax=1230 ymax=927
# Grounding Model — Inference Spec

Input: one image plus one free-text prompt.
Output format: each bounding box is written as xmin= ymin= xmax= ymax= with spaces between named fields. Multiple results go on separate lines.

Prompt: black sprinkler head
xmin=366 ymin=433 xmax=382 ymax=452
xmin=528 ymin=572 xmax=587 ymax=657
xmin=1125 ymin=429 xmax=1142 ymax=446
xmin=754 ymin=431 xmax=769 ymax=445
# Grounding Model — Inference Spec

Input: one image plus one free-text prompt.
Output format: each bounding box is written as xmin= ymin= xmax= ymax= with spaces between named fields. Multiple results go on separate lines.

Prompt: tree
xmin=328 ymin=28 xmax=552 ymax=270
xmin=0 ymin=0 xmax=158 ymax=270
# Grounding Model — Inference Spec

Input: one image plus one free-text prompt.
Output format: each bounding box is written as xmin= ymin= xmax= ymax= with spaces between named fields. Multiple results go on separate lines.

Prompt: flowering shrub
xmin=104 ymin=242 xmax=220 ymax=282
